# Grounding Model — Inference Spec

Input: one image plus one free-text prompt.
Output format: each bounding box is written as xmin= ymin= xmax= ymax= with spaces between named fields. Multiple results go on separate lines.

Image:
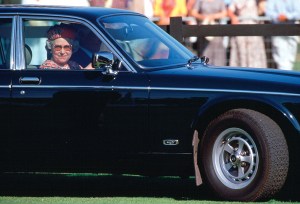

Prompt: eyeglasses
xmin=53 ymin=44 xmax=72 ymax=52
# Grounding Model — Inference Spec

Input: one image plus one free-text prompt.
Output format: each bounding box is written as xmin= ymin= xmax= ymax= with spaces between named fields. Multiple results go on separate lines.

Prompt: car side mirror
xmin=92 ymin=51 xmax=118 ymax=76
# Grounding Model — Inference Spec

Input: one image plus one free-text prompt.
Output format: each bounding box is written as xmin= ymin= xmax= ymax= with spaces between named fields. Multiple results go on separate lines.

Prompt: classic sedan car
xmin=0 ymin=4 xmax=298 ymax=201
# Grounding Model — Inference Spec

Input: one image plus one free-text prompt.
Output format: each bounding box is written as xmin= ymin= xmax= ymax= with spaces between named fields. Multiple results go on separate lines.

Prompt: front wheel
xmin=200 ymin=109 xmax=289 ymax=201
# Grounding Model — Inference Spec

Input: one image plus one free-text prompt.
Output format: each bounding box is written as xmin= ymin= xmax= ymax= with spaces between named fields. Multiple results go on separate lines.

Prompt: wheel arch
xmin=192 ymin=96 xmax=300 ymax=141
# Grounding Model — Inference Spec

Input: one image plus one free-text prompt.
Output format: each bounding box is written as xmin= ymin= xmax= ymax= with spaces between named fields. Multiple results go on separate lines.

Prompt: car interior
xmin=0 ymin=20 xmax=12 ymax=70
xmin=23 ymin=20 xmax=106 ymax=70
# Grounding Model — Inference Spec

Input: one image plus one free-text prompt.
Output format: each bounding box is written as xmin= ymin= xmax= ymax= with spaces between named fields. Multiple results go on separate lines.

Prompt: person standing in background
xmin=266 ymin=0 xmax=300 ymax=70
xmin=89 ymin=0 xmax=130 ymax=9
xmin=153 ymin=0 xmax=187 ymax=25
xmin=190 ymin=0 xmax=227 ymax=66
xmin=22 ymin=0 xmax=90 ymax=6
xmin=186 ymin=0 xmax=196 ymax=15
xmin=223 ymin=0 xmax=231 ymax=8
xmin=185 ymin=0 xmax=198 ymax=44
xmin=227 ymin=0 xmax=267 ymax=68
xmin=94 ymin=0 xmax=129 ymax=9
xmin=88 ymin=0 xmax=105 ymax=6
xmin=257 ymin=0 xmax=266 ymax=16
xmin=128 ymin=0 xmax=154 ymax=18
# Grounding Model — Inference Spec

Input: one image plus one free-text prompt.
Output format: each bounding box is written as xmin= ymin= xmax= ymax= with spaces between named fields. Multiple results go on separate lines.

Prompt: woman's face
xmin=51 ymin=38 xmax=72 ymax=66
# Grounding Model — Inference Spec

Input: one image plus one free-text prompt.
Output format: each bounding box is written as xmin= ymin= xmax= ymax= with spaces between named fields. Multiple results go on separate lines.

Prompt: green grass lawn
xmin=0 ymin=173 xmax=298 ymax=204
xmin=0 ymin=197 xmax=295 ymax=204
xmin=0 ymin=197 xmax=205 ymax=204
xmin=0 ymin=197 xmax=254 ymax=204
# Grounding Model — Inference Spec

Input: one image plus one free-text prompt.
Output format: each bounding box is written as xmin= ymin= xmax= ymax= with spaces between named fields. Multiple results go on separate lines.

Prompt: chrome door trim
xmin=11 ymin=85 xmax=300 ymax=97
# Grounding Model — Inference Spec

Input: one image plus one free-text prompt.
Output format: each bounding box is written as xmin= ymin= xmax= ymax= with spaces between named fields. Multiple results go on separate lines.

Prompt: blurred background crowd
xmin=0 ymin=0 xmax=269 ymax=21
xmin=1 ymin=0 xmax=300 ymax=70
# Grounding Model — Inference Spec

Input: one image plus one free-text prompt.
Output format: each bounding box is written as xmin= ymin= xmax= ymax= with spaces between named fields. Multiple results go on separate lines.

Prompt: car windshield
xmin=99 ymin=15 xmax=194 ymax=69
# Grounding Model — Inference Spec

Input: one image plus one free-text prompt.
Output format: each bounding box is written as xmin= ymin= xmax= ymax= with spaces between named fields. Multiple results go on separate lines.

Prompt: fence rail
xmin=160 ymin=17 xmax=300 ymax=69
xmin=164 ymin=17 xmax=300 ymax=41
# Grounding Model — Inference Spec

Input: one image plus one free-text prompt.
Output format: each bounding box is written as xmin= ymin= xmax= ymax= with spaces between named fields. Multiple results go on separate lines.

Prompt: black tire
xmin=200 ymin=109 xmax=289 ymax=201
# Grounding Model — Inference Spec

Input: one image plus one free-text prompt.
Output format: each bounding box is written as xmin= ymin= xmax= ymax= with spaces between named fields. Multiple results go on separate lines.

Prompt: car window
xmin=99 ymin=15 xmax=194 ymax=69
xmin=22 ymin=19 xmax=110 ymax=70
xmin=0 ymin=18 xmax=12 ymax=69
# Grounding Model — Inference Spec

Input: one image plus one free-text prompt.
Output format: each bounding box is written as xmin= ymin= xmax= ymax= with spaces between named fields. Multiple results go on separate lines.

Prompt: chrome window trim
xmin=9 ymin=16 xmax=17 ymax=70
xmin=17 ymin=15 xmax=137 ymax=73
xmin=11 ymin=85 xmax=300 ymax=97
xmin=16 ymin=15 xmax=24 ymax=70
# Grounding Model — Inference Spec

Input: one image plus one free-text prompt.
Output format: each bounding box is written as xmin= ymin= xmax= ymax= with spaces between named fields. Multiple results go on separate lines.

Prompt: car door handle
xmin=19 ymin=77 xmax=41 ymax=85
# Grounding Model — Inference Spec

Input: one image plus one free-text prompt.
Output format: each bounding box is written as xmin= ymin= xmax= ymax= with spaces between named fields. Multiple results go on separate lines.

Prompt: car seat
xmin=24 ymin=44 xmax=37 ymax=68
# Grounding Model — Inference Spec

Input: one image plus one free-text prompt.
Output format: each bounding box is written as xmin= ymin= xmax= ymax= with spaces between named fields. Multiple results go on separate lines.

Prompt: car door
xmin=9 ymin=17 xmax=149 ymax=170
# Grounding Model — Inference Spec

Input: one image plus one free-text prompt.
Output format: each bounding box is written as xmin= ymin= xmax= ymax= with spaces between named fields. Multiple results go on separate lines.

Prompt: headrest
xmin=24 ymin=44 xmax=32 ymax=65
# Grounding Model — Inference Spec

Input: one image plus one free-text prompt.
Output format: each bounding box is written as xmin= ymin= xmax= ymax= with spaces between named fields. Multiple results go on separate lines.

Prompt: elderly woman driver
xmin=40 ymin=24 xmax=83 ymax=70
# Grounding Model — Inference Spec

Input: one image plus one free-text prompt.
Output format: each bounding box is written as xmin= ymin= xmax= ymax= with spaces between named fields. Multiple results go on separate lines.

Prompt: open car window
xmin=22 ymin=19 xmax=112 ymax=70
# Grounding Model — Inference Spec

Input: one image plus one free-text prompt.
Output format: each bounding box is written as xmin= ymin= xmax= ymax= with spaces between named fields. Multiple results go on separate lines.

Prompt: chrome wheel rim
xmin=212 ymin=128 xmax=259 ymax=189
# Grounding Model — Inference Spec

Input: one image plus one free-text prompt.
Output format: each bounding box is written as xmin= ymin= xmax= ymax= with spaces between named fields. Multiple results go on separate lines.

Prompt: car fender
xmin=191 ymin=94 xmax=300 ymax=186
xmin=192 ymin=94 xmax=300 ymax=133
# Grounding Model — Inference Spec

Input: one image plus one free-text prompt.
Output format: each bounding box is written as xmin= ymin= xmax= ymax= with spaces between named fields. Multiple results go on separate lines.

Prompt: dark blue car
xmin=0 ymin=4 xmax=298 ymax=201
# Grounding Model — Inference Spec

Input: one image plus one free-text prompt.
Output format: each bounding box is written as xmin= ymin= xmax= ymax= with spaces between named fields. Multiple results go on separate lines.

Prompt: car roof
xmin=0 ymin=4 xmax=141 ymax=22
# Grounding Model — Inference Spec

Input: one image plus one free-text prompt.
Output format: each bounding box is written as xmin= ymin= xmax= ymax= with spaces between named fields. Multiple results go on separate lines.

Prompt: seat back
xmin=24 ymin=44 xmax=38 ymax=68
xmin=24 ymin=44 xmax=32 ymax=65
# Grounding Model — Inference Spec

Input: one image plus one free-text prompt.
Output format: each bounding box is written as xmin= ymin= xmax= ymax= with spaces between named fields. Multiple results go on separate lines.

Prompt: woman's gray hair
xmin=46 ymin=38 xmax=79 ymax=53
